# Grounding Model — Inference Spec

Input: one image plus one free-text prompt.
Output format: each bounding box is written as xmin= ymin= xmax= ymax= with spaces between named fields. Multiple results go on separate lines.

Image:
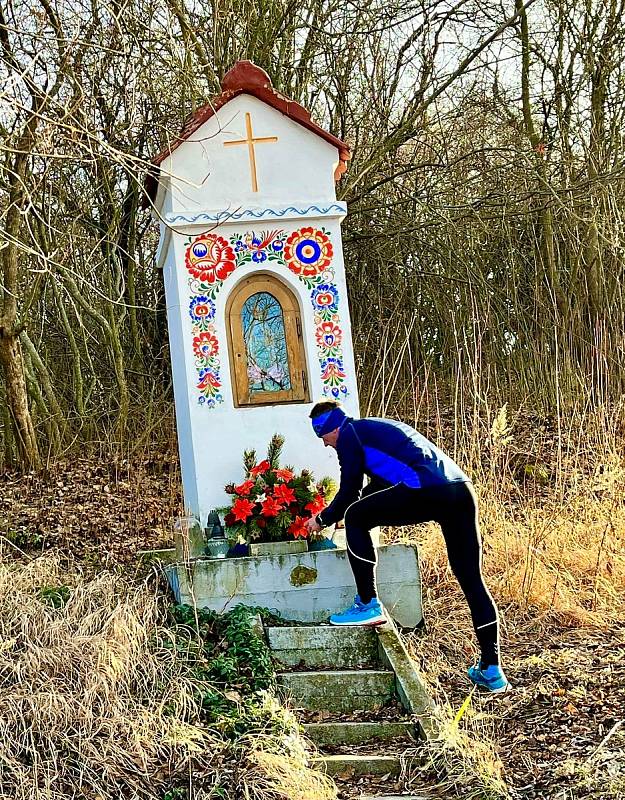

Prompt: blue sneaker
xmin=468 ymin=662 xmax=510 ymax=693
xmin=330 ymin=596 xmax=386 ymax=626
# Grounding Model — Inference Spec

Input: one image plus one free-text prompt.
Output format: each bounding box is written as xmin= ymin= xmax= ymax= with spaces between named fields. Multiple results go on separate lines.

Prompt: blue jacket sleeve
xmin=317 ymin=423 xmax=365 ymax=526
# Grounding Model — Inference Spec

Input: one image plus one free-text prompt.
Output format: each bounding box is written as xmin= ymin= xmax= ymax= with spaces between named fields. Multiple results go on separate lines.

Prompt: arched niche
xmin=225 ymin=274 xmax=310 ymax=407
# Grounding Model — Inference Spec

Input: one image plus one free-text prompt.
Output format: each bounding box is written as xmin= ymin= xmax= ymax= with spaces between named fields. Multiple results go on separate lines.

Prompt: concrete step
xmin=305 ymin=720 xmax=417 ymax=747
xmin=267 ymin=624 xmax=379 ymax=669
xmin=314 ymin=754 xmax=402 ymax=778
xmin=277 ymin=669 xmax=396 ymax=712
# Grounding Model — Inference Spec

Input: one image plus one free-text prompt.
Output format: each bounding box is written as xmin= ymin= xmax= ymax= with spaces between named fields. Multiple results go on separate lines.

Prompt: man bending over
xmin=305 ymin=400 xmax=509 ymax=693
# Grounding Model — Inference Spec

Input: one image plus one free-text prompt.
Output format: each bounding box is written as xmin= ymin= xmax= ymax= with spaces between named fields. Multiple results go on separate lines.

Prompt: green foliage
xmin=317 ymin=476 xmax=338 ymax=504
xmin=165 ymin=603 xmax=281 ymax=738
xmin=266 ymin=433 xmax=285 ymax=469
xmin=163 ymin=789 xmax=187 ymax=800
xmin=4 ymin=527 xmax=43 ymax=550
xmin=243 ymin=448 xmax=257 ymax=478
xmin=38 ymin=585 xmax=71 ymax=608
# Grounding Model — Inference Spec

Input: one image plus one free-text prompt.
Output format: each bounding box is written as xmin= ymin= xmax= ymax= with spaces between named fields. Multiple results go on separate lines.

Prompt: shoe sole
xmin=474 ymin=682 xmax=512 ymax=694
xmin=329 ymin=615 xmax=387 ymax=627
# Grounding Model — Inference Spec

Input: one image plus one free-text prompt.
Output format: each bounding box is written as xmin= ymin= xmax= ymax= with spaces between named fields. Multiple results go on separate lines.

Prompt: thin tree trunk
xmin=0 ymin=334 xmax=40 ymax=468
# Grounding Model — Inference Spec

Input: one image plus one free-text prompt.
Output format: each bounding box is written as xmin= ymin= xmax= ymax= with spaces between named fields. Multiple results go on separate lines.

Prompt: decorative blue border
xmin=166 ymin=203 xmax=347 ymax=225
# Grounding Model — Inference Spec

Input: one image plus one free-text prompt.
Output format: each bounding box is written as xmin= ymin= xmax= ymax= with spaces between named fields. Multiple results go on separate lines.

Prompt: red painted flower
xmin=232 ymin=497 xmax=254 ymax=522
xmin=193 ymin=331 xmax=219 ymax=361
xmin=224 ymin=512 xmax=236 ymax=527
xmin=234 ymin=479 xmax=255 ymax=496
xmin=275 ymin=468 xmax=294 ymax=482
xmin=250 ymin=460 xmax=271 ymax=476
xmin=273 ymin=483 xmax=296 ymax=505
xmin=288 ymin=516 xmax=309 ymax=539
xmin=261 ymin=496 xmax=283 ymax=517
xmin=197 ymin=370 xmax=220 ymax=392
xmin=186 ymin=234 xmax=236 ymax=284
xmin=284 ymin=227 xmax=333 ymax=277
xmin=316 ymin=322 xmax=342 ymax=353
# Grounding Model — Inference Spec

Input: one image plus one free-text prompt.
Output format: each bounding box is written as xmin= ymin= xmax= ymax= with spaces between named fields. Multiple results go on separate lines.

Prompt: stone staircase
xmin=266 ymin=622 xmax=439 ymax=799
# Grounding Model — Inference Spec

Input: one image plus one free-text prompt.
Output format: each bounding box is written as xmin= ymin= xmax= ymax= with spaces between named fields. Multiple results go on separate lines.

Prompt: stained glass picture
xmin=241 ymin=292 xmax=292 ymax=394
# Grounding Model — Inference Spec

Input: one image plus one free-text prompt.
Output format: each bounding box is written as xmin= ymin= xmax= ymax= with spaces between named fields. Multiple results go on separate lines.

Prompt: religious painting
xmin=241 ymin=292 xmax=292 ymax=394
xmin=226 ymin=274 xmax=308 ymax=407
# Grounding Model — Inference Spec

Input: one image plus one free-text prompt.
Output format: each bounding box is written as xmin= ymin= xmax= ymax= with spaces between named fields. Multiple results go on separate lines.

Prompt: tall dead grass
xmin=0 ymin=558 xmax=335 ymax=800
xmin=388 ymin=401 xmax=625 ymax=630
xmin=387 ymin=403 xmax=625 ymax=798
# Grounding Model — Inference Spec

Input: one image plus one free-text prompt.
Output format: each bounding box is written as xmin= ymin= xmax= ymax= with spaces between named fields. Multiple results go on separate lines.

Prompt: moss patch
xmin=290 ymin=565 xmax=318 ymax=586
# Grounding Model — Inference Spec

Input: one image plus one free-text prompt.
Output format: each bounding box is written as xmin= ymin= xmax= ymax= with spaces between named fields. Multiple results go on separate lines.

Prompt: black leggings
xmin=344 ymin=481 xmax=500 ymax=665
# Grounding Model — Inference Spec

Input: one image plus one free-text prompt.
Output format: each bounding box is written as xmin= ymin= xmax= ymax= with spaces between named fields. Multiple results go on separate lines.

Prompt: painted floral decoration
xmin=193 ymin=331 xmax=219 ymax=362
xmin=230 ymin=230 xmax=286 ymax=266
xmin=315 ymin=321 xmax=342 ymax=355
xmin=311 ymin=284 xmax=339 ymax=316
xmin=320 ymin=357 xmax=348 ymax=397
xmin=189 ymin=296 xmax=216 ymax=325
xmin=185 ymin=234 xmax=236 ymax=284
xmin=284 ymin=227 xmax=333 ymax=277
xmin=185 ymin=224 xmax=349 ymax=405
xmin=222 ymin=434 xmax=337 ymax=544
xmin=197 ymin=368 xmax=221 ymax=399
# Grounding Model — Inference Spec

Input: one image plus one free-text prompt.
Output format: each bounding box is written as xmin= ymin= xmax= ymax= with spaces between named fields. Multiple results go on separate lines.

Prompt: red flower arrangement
xmin=222 ymin=434 xmax=337 ymax=544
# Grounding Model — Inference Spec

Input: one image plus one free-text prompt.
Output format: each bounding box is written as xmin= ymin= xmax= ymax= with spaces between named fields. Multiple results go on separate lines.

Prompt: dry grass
xmin=245 ymin=748 xmax=337 ymax=800
xmin=384 ymin=403 xmax=625 ymax=798
xmin=0 ymin=557 xmax=334 ymax=800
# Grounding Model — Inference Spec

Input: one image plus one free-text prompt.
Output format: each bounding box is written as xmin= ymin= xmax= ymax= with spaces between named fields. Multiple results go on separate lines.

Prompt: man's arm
xmin=317 ymin=424 xmax=365 ymax=527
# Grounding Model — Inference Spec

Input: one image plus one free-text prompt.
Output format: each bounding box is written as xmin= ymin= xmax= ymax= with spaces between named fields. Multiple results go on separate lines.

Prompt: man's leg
xmin=438 ymin=482 xmax=501 ymax=667
xmin=343 ymin=484 xmax=438 ymax=603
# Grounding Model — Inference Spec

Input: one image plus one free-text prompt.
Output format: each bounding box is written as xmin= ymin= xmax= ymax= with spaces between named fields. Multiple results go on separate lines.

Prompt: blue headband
xmin=312 ymin=407 xmax=347 ymax=437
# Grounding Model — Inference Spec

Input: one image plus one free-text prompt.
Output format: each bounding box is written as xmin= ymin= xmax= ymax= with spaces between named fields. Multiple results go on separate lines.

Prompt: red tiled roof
xmin=145 ymin=61 xmax=350 ymax=204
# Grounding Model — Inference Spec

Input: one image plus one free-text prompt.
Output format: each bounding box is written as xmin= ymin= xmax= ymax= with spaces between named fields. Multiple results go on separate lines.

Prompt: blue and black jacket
xmin=317 ymin=417 xmax=469 ymax=527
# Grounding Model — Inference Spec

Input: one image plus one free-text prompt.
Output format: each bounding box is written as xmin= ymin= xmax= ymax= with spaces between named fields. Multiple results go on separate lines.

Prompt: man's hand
xmin=305 ymin=515 xmax=322 ymax=535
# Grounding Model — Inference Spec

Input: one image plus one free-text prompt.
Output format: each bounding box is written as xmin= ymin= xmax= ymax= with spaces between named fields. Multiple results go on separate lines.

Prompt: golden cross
xmin=223 ymin=112 xmax=278 ymax=193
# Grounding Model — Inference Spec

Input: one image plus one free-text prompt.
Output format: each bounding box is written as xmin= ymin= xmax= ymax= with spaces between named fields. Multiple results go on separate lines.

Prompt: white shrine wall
xmin=154 ymin=91 xmax=360 ymax=524
xmin=161 ymin=213 xmax=360 ymax=524
xmin=155 ymin=94 xmax=339 ymax=218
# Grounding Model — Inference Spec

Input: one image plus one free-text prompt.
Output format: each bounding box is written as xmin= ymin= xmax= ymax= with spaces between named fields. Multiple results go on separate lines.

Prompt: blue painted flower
xmin=272 ymin=239 xmax=285 ymax=252
xmin=189 ymin=295 xmax=216 ymax=323
xmin=252 ymin=251 xmax=268 ymax=263
xmin=234 ymin=239 xmax=247 ymax=252
xmin=311 ymin=284 xmax=339 ymax=312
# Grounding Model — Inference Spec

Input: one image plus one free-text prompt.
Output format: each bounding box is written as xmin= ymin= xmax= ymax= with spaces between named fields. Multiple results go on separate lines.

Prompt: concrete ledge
xmin=165 ymin=543 xmax=422 ymax=628
xmin=267 ymin=625 xmax=379 ymax=668
xmin=376 ymin=624 xmax=441 ymax=741
xmin=314 ymin=754 xmax=402 ymax=777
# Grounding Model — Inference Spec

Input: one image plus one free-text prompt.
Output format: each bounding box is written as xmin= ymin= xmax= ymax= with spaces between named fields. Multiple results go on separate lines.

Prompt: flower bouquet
xmin=222 ymin=434 xmax=337 ymax=546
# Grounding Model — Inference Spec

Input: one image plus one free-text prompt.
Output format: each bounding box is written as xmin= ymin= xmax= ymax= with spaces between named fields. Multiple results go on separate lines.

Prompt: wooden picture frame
xmin=226 ymin=274 xmax=310 ymax=407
